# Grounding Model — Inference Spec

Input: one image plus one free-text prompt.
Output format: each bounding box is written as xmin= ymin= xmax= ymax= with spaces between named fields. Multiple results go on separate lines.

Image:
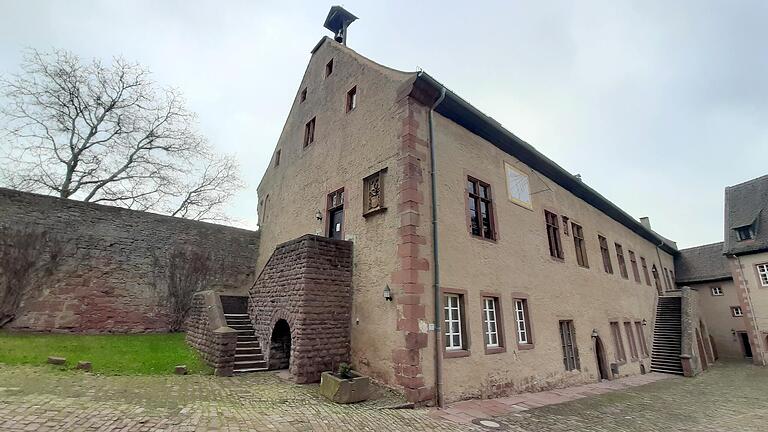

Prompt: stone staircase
xmin=651 ymin=296 xmax=684 ymax=375
xmin=224 ymin=313 xmax=268 ymax=374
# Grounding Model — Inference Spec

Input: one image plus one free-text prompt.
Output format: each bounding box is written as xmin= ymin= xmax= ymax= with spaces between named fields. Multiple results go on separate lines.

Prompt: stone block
xmin=76 ymin=361 xmax=92 ymax=371
xmin=47 ymin=356 xmax=66 ymax=365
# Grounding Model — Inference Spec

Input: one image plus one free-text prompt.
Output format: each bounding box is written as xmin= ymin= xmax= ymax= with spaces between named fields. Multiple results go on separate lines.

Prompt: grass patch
xmin=0 ymin=331 xmax=212 ymax=375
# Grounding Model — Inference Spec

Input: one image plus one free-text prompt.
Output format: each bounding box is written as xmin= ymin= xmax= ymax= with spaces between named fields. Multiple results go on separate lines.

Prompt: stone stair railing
xmin=185 ymin=290 xmax=238 ymax=376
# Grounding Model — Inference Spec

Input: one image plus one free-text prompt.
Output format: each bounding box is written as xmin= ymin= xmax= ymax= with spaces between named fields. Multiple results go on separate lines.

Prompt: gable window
xmin=504 ymin=162 xmax=531 ymax=208
xmin=711 ymin=286 xmax=724 ymax=296
xmin=274 ymin=149 xmax=281 ymax=167
xmin=444 ymin=293 xmax=466 ymax=350
xmin=572 ymin=223 xmax=589 ymax=268
xmin=559 ymin=320 xmax=580 ymax=371
xmin=363 ymin=169 xmax=386 ymax=216
xmin=731 ymin=306 xmax=744 ymax=317
xmin=624 ymin=321 xmax=638 ymax=360
xmin=599 ymin=235 xmax=613 ymax=274
xmin=634 ymin=321 xmax=648 ymax=357
xmin=641 ymin=257 xmax=651 ymax=286
xmin=736 ymin=226 xmax=754 ymax=241
xmin=300 ymin=87 xmax=307 ymax=103
xmin=482 ymin=297 xmax=503 ymax=350
xmin=629 ymin=250 xmax=641 ymax=283
xmin=757 ymin=264 xmax=768 ymax=287
xmin=346 ymin=86 xmax=357 ymax=112
xmin=466 ymin=177 xmax=495 ymax=240
xmin=514 ymin=298 xmax=532 ymax=346
xmin=303 ymin=117 xmax=316 ymax=147
xmin=325 ymin=59 xmax=334 ymax=77
xmin=615 ymin=243 xmax=628 ymax=279
xmin=610 ymin=321 xmax=626 ymax=362
xmin=545 ymin=210 xmax=564 ymax=259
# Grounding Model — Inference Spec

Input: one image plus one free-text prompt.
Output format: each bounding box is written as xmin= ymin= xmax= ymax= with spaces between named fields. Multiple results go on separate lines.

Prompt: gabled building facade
xmin=255 ymin=31 xmax=684 ymax=404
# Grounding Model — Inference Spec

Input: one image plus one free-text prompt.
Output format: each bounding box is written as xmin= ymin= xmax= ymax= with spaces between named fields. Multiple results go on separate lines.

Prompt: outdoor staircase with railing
xmin=650 ymin=296 xmax=684 ymax=375
xmin=224 ymin=313 xmax=268 ymax=373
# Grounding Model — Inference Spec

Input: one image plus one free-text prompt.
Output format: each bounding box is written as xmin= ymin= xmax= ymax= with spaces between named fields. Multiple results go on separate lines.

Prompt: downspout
xmin=735 ymin=255 xmax=766 ymax=366
xmin=428 ymin=82 xmax=447 ymax=408
xmin=654 ymin=239 xmax=667 ymax=294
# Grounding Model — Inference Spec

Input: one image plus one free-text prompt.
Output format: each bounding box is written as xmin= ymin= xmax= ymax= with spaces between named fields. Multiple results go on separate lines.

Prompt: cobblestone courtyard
xmin=0 ymin=362 xmax=765 ymax=431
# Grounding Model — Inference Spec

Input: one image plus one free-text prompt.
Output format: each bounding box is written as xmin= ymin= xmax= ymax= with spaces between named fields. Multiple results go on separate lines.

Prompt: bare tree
xmin=0 ymin=49 xmax=242 ymax=221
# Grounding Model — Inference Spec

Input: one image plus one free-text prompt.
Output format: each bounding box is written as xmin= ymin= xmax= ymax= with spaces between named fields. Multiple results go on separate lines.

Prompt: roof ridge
xmin=726 ymin=173 xmax=768 ymax=190
xmin=679 ymin=242 xmax=724 ymax=252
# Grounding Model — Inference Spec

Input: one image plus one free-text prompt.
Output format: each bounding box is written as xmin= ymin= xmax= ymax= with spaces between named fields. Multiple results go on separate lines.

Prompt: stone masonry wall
xmin=185 ymin=291 xmax=238 ymax=376
xmin=248 ymin=234 xmax=353 ymax=384
xmin=0 ymin=188 xmax=259 ymax=332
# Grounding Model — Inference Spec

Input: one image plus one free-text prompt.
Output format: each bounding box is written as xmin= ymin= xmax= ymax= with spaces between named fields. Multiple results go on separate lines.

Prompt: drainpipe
xmin=735 ymin=255 xmax=766 ymax=366
xmin=654 ymin=239 xmax=666 ymax=295
xmin=427 ymin=81 xmax=447 ymax=408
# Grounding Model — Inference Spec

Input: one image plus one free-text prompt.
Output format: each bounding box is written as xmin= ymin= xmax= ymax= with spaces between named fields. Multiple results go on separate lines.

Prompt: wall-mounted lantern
xmin=591 ymin=329 xmax=599 ymax=338
xmin=383 ymin=284 xmax=393 ymax=301
xmin=315 ymin=209 xmax=323 ymax=221
xmin=642 ymin=319 xmax=647 ymax=326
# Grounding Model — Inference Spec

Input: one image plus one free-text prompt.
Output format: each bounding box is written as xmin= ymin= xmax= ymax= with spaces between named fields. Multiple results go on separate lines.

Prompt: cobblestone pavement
xmin=0 ymin=362 xmax=765 ymax=431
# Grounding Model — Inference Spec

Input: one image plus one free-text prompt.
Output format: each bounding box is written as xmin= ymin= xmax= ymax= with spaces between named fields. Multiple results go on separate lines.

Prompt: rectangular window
xmin=559 ymin=320 xmax=580 ymax=371
xmin=757 ymin=264 xmax=768 ymax=287
xmin=482 ymin=297 xmax=500 ymax=348
xmin=610 ymin=321 xmax=626 ymax=361
xmin=325 ymin=59 xmax=333 ymax=77
xmin=545 ymin=210 xmax=564 ymax=259
xmin=634 ymin=321 xmax=648 ymax=357
xmin=615 ymin=243 xmax=628 ymax=279
xmin=562 ymin=216 xmax=570 ymax=236
xmin=736 ymin=226 xmax=753 ymax=241
xmin=641 ymin=257 xmax=651 ymax=286
xmin=624 ymin=321 xmax=638 ymax=360
xmin=303 ymin=117 xmax=316 ymax=147
xmin=711 ymin=286 xmax=723 ymax=296
xmin=663 ymin=267 xmax=672 ymax=290
xmin=274 ymin=149 xmax=281 ymax=167
xmin=731 ymin=306 xmax=743 ymax=317
xmin=300 ymin=87 xmax=307 ymax=103
xmin=514 ymin=299 xmax=531 ymax=345
xmin=362 ymin=169 xmax=386 ymax=215
xmin=466 ymin=177 xmax=495 ymax=240
xmin=629 ymin=250 xmax=641 ymax=283
xmin=504 ymin=162 xmax=531 ymax=208
xmin=599 ymin=236 xmax=613 ymax=274
xmin=444 ymin=294 xmax=465 ymax=350
xmin=346 ymin=86 xmax=357 ymax=112
xmin=572 ymin=223 xmax=589 ymax=268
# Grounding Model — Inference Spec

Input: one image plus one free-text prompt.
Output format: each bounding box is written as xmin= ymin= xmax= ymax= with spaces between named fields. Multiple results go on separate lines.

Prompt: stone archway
xmin=269 ymin=319 xmax=291 ymax=370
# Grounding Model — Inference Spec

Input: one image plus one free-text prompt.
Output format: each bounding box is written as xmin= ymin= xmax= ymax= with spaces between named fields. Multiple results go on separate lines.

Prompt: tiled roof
xmin=723 ymin=175 xmax=768 ymax=255
xmin=675 ymin=242 xmax=731 ymax=284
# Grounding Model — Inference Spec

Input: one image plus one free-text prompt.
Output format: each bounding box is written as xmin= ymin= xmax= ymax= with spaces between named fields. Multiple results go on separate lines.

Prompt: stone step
xmin=650 ymin=367 xmax=684 ymax=375
xmin=228 ymin=324 xmax=255 ymax=330
xmin=235 ymin=355 xmax=265 ymax=362
xmin=233 ymin=367 xmax=269 ymax=373
xmin=236 ymin=348 xmax=262 ymax=354
xmin=224 ymin=313 xmax=249 ymax=318
xmin=234 ymin=360 xmax=267 ymax=368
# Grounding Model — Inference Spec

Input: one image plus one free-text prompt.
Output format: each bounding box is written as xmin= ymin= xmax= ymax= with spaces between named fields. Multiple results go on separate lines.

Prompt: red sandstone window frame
xmin=634 ymin=321 xmax=648 ymax=357
xmin=711 ymin=286 xmax=724 ymax=296
xmin=624 ymin=321 xmax=639 ymax=361
xmin=572 ymin=222 xmax=589 ymax=268
xmin=545 ymin=210 xmax=564 ymax=260
xmin=304 ymin=117 xmax=316 ymax=148
xmin=442 ymin=287 xmax=470 ymax=358
xmin=731 ymin=306 xmax=743 ymax=317
xmin=610 ymin=321 xmax=626 ymax=363
xmin=599 ymin=235 xmax=613 ymax=274
xmin=511 ymin=292 xmax=535 ymax=351
xmin=325 ymin=187 xmax=345 ymax=240
xmin=480 ymin=291 xmax=506 ymax=355
xmin=615 ymin=243 xmax=629 ymax=279
xmin=754 ymin=262 xmax=768 ymax=288
xmin=640 ymin=256 xmax=651 ymax=286
xmin=559 ymin=320 xmax=580 ymax=371
xmin=465 ymin=176 xmax=497 ymax=241
xmin=628 ymin=250 xmax=641 ymax=283
xmin=346 ymin=86 xmax=357 ymax=112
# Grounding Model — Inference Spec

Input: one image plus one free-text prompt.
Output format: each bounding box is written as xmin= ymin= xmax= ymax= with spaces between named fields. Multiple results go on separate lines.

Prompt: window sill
xmin=484 ymin=346 xmax=506 ymax=355
xmin=549 ymin=256 xmax=565 ymax=264
xmin=470 ymin=233 xmax=497 ymax=243
xmin=363 ymin=206 xmax=387 ymax=218
xmin=443 ymin=349 xmax=471 ymax=359
xmin=516 ymin=343 xmax=535 ymax=351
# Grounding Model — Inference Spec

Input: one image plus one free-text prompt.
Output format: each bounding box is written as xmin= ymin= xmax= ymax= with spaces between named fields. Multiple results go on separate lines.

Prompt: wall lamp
xmin=315 ymin=209 xmax=323 ymax=221
xmin=383 ymin=284 xmax=393 ymax=301
xmin=642 ymin=319 xmax=647 ymax=326
xmin=591 ymin=329 xmax=598 ymax=338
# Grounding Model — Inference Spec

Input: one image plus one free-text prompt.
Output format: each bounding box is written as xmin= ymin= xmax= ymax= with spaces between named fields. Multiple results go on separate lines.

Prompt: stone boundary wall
xmin=0 ymin=188 xmax=259 ymax=332
xmin=185 ymin=290 xmax=237 ymax=376
xmin=248 ymin=234 xmax=353 ymax=383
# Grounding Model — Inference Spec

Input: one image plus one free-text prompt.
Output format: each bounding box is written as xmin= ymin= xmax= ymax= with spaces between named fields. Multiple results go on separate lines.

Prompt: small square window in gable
xmin=325 ymin=59 xmax=334 ymax=77
xmin=504 ymin=162 xmax=531 ymax=209
xmin=711 ymin=286 xmax=723 ymax=296
xmin=300 ymin=88 xmax=307 ymax=103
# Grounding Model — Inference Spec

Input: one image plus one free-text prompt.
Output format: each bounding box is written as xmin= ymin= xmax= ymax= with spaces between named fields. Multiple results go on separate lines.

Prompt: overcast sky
xmin=1 ymin=1 xmax=766 ymax=248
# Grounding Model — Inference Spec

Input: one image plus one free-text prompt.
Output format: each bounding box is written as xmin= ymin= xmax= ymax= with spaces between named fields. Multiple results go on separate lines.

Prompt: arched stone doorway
xmin=594 ymin=335 xmax=610 ymax=381
xmin=269 ymin=319 xmax=291 ymax=370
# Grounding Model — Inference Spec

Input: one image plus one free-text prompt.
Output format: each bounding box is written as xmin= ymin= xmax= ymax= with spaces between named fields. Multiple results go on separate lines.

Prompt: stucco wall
xmin=0 ymin=188 xmax=259 ymax=332
xmin=692 ymin=279 xmax=745 ymax=359
xmin=430 ymin=111 xmax=675 ymax=401
xmin=255 ymin=38 xmax=415 ymax=386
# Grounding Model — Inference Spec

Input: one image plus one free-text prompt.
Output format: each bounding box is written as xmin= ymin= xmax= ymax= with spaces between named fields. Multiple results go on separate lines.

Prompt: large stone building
xmin=675 ymin=175 xmax=768 ymax=365
xmin=251 ymin=10 xmax=696 ymax=405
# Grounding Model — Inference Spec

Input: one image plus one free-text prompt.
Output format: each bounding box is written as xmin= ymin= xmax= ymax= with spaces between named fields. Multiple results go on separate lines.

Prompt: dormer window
xmin=736 ymin=225 xmax=754 ymax=241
